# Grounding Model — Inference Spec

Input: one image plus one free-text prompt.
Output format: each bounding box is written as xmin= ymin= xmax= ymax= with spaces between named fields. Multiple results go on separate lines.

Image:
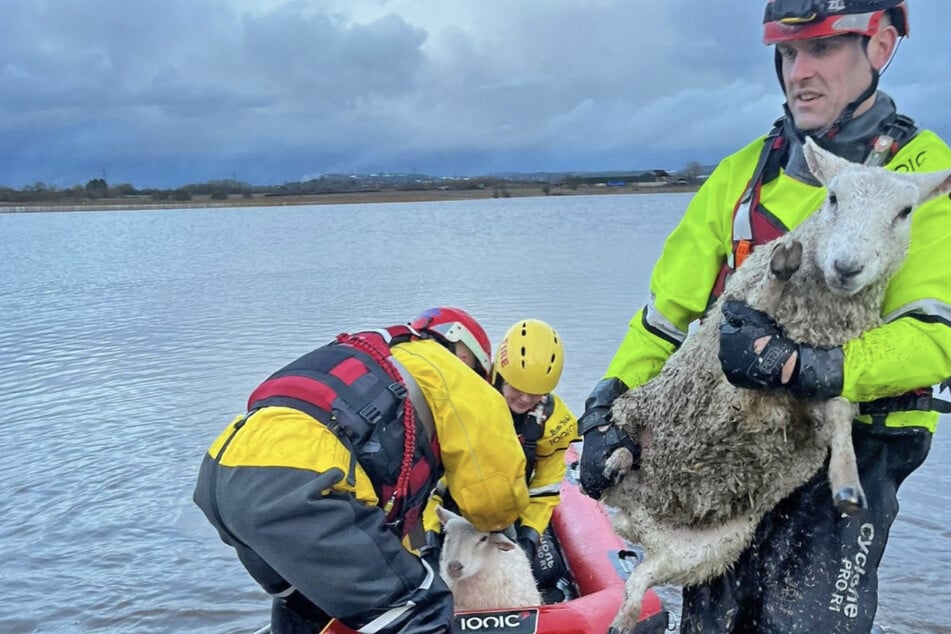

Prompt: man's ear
xmin=868 ymin=24 xmax=898 ymax=71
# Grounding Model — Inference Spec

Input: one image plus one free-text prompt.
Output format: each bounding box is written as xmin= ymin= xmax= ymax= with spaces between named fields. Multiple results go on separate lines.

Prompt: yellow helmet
xmin=493 ymin=319 xmax=564 ymax=395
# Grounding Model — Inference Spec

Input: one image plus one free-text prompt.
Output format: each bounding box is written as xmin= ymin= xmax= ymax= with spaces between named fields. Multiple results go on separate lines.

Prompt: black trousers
xmin=531 ymin=526 xmax=569 ymax=589
xmin=680 ymin=422 xmax=931 ymax=634
xmin=271 ymin=591 xmax=332 ymax=634
xmin=194 ymin=459 xmax=457 ymax=634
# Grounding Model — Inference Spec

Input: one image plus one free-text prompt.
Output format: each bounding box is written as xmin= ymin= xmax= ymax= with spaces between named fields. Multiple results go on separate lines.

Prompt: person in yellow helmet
xmin=492 ymin=320 xmax=578 ymax=589
xmin=422 ymin=319 xmax=578 ymax=598
xmin=577 ymin=1 xmax=951 ymax=632
xmin=194 ymin=320 xmax=529 ymax=634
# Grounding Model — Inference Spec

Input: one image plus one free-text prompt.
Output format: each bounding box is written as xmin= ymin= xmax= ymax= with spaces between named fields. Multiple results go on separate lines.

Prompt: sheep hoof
xmin=605 ymin=447 xmax=634 ymax=478
xmin=769 ymin=240 xmax=803 ymax=281
xmin=834 ymin=486 xmax=867 ymax=515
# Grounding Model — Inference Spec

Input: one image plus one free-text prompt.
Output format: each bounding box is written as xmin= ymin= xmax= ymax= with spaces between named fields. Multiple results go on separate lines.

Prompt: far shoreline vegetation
xmin=0 ymin=165 xmax=708 ymax=213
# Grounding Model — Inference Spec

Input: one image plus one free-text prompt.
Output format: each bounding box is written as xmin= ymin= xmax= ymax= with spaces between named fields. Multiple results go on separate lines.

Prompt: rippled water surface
xmin=1 ymin=195 xmax=948 ymax=633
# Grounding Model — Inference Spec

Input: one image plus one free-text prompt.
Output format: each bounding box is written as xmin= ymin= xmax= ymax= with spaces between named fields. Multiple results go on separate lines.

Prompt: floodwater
xmin=1 ymin=193 xmax=948 ymax=633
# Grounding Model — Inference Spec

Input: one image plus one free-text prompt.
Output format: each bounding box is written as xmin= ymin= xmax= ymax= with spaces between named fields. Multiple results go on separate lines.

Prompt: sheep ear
xmin=489 ymin=533 xmax=516 ymax=551
xmin=803 ymin=137 xmax=852 ymax=186
xmin=435 ymin=504 xmax=459 ymax=526
xmin=905 ymin=168 xmax=951 ymax=206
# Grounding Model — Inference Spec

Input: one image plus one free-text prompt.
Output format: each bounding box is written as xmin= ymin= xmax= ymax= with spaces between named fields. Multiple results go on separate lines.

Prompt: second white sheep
xmin=435 ymin=505 xmax=541 ymax=612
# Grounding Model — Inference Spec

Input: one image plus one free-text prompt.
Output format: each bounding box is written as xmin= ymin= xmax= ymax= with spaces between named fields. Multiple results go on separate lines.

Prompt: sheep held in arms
xmin=599 ymin=138 xmax=951 ymax=634
xmin=435 ymin=505 xmax=541 ymax=612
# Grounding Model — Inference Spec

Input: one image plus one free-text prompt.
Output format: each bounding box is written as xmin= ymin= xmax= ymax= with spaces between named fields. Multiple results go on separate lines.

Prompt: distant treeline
xmin=0 ymin=175 xmax=526 ymax=204
xmin=1 ymin=163 xmax=709 ymax=204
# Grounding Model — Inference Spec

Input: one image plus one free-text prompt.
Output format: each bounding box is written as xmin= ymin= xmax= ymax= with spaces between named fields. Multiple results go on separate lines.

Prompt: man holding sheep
xmin=578 ymin=1 xmax=951 ymax=632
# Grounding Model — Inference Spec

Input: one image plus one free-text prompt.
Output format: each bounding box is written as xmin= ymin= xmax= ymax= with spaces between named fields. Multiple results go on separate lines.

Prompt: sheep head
xmin=435 ymin=505 xmax=516 ymax=582
xmin=803 ymin=137 xmax=951 ymax=296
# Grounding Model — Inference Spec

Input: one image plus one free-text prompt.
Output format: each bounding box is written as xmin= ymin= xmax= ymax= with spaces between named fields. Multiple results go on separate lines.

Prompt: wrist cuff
xmin=584 ymin=377 xmax=629 ymax=411
xmin=516 ymin=525 xmax=540 ymax=548
xmin=791 ymin=345 xmax=844 ymax=399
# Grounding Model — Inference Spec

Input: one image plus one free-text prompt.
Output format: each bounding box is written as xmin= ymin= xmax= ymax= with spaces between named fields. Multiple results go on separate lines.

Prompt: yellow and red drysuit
xmin=194 ymin=333 xmax=529 ymax=634
xmin=422 ymin=391 xmax=577 ymax=589
xmin=597 ymin=121 xmax=951 ymax=633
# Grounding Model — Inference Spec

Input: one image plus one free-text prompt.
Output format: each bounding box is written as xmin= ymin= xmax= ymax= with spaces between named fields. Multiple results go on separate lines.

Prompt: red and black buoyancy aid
xmin=705 ymin=115 xmax=951 ymax=418
xmin=246 ymin=326 xmax=440 ymax=537
xmin=707 ymin=114 xmax=919 ymax=308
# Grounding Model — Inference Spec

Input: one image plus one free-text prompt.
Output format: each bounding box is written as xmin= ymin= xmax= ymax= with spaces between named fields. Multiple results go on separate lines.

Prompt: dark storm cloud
xmin=0 ymin=0 xmax=429 ymax=186
xmin=1 ymin=0 xmax=948 ymax=188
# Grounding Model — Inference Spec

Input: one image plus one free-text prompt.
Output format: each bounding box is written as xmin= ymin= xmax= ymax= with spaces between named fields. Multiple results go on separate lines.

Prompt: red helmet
xmin=409 ymin=307 xmax=492 ymax=378
xmin=763 ymin=0 xmax=908 ymax=44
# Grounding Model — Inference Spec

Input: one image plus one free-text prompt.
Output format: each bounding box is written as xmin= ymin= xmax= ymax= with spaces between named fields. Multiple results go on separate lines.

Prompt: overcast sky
xmin=3 ymin=0 xmax=949 ymax=189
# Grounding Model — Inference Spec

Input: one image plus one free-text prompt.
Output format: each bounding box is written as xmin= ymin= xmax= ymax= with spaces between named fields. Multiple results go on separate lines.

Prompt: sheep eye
xmin=478 ymin=535 xmax=488 ymax=543
xmin=897 ymin=206 xmax=912 ymax=219
xmin=828 ymin=192 xmax=837 ymax=207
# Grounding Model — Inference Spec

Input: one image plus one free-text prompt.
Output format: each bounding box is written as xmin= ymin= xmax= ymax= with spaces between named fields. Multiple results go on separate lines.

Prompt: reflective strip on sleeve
xmin=269 ymin=585 xmax=296 ymax=598
xmin=645 ymin=298 xmax=688 ymax=346
xmin=882 ymin=299 xmax=951 ymax=327
xmin=528 ymin=482 xmax=561 ymax=497
xmin=357 ymin=560 xmax=436 ymax=633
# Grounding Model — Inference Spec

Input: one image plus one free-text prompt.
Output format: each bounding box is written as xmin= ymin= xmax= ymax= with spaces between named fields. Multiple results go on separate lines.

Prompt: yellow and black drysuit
xmin=510 ymin=394 xmax=578 ymax=538
xmin=194 ymin=329 xmax=529 ymax=634
xmin=581 ymin=97 xmax=951 ymax=633
xmin=422 ymin=393 xmax=577 ymax=589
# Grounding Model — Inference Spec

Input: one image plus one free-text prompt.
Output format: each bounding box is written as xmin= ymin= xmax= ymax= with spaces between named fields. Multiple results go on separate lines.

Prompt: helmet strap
xmin=822 ymin=65 xmax=879 ymax=138
xmin=774 ymin=48 xmax=785 ymax=94
xmin=830 ymin=36 xmax=881 ymax=130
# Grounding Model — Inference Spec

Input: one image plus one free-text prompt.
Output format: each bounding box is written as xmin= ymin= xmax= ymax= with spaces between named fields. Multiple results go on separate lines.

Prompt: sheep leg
xmin=608 ymin=556 xmax=659 ymax=634
xmin=810 ymin=397 xmax=866 ymax=514
xmin=607 ymin=516 xmax=758 ymax=634
xmin=769 ymin=239 xmax=803 ymax=282
xmin=749 ymin=239 xmax=803 ymax=315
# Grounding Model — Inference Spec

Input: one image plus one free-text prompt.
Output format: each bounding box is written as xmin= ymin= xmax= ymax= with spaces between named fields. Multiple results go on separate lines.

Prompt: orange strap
xmin=735 ymin=239 xmax=753 ymax=269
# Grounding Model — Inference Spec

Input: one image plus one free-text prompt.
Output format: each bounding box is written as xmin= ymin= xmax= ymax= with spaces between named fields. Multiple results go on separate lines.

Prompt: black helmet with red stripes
xmin=763 ymin=0 xmax=908 ymax=44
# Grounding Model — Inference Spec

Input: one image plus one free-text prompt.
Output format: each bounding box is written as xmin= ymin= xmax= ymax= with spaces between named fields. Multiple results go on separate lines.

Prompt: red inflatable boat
xmin=318 ymin=444 xmax=669 ymax=634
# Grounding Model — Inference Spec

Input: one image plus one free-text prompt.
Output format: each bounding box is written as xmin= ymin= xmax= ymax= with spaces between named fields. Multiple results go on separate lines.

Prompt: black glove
xmin=718 ymin=300 xmax=844 ymax=399
xmin=419 ymin=531 xmax=443 ymax=570
xmin=516 ymin=525 xmax=539 ymax=561
xmin=578 ymin=378 xmax=640 ymax=499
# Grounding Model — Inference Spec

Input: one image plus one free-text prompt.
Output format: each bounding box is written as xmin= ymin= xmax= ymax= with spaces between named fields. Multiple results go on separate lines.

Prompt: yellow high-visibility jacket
xmin=604 ymin=130 xmax=951 ymax=432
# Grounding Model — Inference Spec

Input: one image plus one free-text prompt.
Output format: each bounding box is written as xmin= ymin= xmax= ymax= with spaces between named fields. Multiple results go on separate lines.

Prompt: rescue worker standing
xmin=577 ymin=1 xmax=951 ymax=632
xmin=194 ymin=314 xmax=529 ymax=634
